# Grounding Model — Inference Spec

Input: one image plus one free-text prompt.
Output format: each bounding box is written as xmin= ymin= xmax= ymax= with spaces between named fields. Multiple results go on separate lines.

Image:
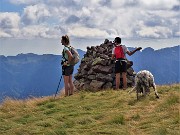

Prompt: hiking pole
xmin=54 ymin=75 xmax=63 ymax=99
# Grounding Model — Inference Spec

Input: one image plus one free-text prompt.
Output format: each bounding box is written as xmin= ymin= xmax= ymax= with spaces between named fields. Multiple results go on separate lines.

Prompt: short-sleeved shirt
xmin=112 ymin=44 xmax=129 ymax=59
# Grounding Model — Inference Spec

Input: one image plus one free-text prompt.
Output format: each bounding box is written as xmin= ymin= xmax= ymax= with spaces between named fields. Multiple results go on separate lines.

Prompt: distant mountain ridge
xmin=0 ymin=46 xmax=179 ymax=101
xmin=0 ymin=49 xmax=85 ymax=102
xmin=127 ymin=45 xmax=179 ymax=84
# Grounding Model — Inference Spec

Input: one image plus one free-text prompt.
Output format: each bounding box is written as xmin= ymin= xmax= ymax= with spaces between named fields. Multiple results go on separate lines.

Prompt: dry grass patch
xmin=0 ymin=84 xmax=179 ymax=135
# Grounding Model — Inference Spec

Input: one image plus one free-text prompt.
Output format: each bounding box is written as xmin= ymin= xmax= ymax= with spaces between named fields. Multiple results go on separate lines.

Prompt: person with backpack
xmin=111 ymin=37 xmax=142 ymax=90
xmin=61 ymin=35 xmax=75 ymax=96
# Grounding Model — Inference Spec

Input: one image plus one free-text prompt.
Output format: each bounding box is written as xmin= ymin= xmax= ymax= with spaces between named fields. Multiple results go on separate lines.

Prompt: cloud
xmin=139 ymin=0 xmax=179 ymax=10
xmin=9 ymin=0 xmax=42 ymax=5
xmin=1 ymin=0 xmax=179 ymax=39
xmin=68 ymin=27 xmax=110 ymax=38
xmin=136 ymin=25 xmax=172 ymax=38
xmin=21 ymin=25 xmax=60 ymax=39
xmin=21 ymin=4 xmax=51 ymax=25
xmin=0 ymin=31 xmax=11 ymax=38
xmin=110 ymin=0 xmax=137 ymax=8
xmin=0 ymin=12 xmax=20 ymax=29
xmin=65 ymin=15 xmax=80 ymax=24
xmin=0 ymin=12 xmax=59 ymax=38
xmin=0 ymin=12 xmax=20 ymax=37
xmin=175 ymin=31 xmax=180 ymax=37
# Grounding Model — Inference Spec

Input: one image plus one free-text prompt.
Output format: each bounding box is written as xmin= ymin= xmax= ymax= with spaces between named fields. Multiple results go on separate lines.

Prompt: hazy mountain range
xmin=0 ymin=49 xmax=85 ymax=102
xmin=127 ymin=45 xmax=179 ymax=84
xmin=0 ymin=46 xmax=179 ymax=102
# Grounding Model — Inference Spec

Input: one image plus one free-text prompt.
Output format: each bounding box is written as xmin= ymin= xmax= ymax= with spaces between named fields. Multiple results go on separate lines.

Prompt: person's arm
xmin=111 ymin=54 xmax=115 ymax=59
xmin=63 ymin=50 xmax=73 ymax=66
xmin=111 ymin=48 xmax=115 ymax=64
xmin=66 ymin=50 xmax=73 ymax=63
xmin=111 ymin=47 xmax=115 ymax=59
xmin=126 ymin=47 xmax=142 ymax=56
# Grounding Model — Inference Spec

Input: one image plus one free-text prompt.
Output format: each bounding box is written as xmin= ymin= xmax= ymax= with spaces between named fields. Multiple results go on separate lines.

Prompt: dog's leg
xmin=136 ymin=84 xmax=142 ymax=100
xmin=146 ymin=87 xmax=150 ymax=96
xmin=136 ymin=89 xmax=139 ymax=100
xmin=142 ymin=86 xmax=146 ymax=96
xmin=153 ymin=84 xmax=159 ymax=98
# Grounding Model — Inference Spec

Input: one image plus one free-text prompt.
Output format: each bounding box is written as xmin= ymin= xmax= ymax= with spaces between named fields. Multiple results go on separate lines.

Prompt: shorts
xmin=62 ymin=65 xmax=74 ymax=76
xmin=115 ymin=59 xmax=127 ymax=73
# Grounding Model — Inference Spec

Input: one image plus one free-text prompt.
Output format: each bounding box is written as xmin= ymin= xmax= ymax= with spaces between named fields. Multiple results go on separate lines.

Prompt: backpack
xmin=114 ymin=45 xmax=125 ymax=59
xmin=63 ymin=46 xmax=80 ymax=66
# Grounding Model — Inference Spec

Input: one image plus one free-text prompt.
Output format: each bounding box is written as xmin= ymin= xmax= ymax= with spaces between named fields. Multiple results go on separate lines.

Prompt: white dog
xmin=129 ymin=70 xmax=159 ymax=100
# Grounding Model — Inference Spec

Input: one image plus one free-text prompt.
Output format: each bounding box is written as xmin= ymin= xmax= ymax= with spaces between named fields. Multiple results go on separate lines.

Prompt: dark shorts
xmin=115 ymin=59 xmax=127 ymax=73
xmin=62 ymin=65 xmax=74 ymax=76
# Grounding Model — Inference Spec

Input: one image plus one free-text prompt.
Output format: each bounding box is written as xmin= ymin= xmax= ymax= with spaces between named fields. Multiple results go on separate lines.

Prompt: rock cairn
xmin=74 ymin=39 xmax=136 ymax=91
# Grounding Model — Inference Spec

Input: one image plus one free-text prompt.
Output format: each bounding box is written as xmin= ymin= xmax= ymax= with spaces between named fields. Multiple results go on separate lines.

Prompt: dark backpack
xmin=62 ymin=46 xmax=80 ymax=66
xmin=114 ymin=45 xmax=125 ymax=59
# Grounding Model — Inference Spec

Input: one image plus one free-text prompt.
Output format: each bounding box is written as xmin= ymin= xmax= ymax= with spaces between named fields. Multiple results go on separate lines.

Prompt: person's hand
xmin=63 ymin=61 xmax=69 ymax=66
xmin=136 ymin=47 xmax=142 ymax=51
xmin=111 ymin=59 xmax=114 ymax=64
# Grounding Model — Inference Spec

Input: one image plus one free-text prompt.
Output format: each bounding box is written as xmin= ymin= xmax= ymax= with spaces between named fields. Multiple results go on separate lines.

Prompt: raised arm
xmin=126 ymin=47 xmax=142 ymax=56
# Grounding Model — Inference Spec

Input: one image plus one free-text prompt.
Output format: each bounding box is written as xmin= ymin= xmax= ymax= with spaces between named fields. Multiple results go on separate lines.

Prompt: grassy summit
xmin=0 ymin=84 xmax=179 ymax=135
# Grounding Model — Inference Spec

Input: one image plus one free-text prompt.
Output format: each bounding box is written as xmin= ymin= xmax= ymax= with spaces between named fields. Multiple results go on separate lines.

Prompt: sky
xmin=0 ymin=0 xmax=179 ymax=56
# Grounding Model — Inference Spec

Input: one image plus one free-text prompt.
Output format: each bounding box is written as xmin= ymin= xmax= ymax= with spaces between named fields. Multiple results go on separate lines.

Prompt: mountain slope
xmin=0 ymin=54 xmax=62 ymax=101
xmin=0 ymin=50 xmax=85 ymax=102
xmin=0 ymin=84 xmax=179 ymax=135
xmin=0 ymin=46 xmax=179 ymax=102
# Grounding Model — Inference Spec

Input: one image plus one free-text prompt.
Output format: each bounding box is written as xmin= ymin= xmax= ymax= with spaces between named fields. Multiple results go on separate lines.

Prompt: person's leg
xmin=116 ymin=73 xmax=120 ymax=89
xmin=122 ymin=72 xmax=127 ymax=89
xmin=69 ymin=75 xmax=74 ymax=95
xmin=115 ymin=60 xmax=121 ymax=90
xmin=63 ymin=75 xmax=70 ymax=96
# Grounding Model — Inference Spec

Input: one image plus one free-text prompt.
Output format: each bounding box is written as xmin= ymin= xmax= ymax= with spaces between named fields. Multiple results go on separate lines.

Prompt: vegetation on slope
xmin=0 ymin=84 xmax=179 ymax=135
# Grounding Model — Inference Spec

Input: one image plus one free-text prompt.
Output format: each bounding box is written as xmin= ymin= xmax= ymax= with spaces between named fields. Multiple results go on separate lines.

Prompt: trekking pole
xmin=54 ymin=75 xmax=63 ymax=99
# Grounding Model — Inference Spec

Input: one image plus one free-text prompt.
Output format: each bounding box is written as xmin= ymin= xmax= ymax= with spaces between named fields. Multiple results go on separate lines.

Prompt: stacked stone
xmin=74 ymin=39 xmax=136 ymax=91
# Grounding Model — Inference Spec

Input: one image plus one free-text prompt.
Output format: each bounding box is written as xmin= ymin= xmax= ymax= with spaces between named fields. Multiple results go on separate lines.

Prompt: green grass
xmin=0 ymin=84 xmax=179 ymax=135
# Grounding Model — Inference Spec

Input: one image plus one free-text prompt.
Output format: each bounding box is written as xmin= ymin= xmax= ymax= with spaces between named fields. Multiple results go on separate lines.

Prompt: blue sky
xmin=0 ymin=0 xmax=179 ymax=56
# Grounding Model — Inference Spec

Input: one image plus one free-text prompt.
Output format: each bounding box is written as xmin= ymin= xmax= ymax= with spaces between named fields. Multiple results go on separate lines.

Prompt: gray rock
xmin=90 ymin=80 xmax=105 ymax=90
xmin=88 ymin=75 xmax=96 ymax=80
xmin=96 ymin=73 xmax=113 ymax=82
xmin=103 ymin=82 xmax=112 ymax=89
xmin=92 ymin=65 xmax=112 ymax=74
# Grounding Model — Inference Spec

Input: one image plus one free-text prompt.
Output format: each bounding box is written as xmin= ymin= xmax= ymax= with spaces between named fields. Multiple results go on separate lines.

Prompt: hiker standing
xmin=111 ymin=37 xmax=142 ymax=90
xmin=61 ymin=35 xmax=75 ymax=96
